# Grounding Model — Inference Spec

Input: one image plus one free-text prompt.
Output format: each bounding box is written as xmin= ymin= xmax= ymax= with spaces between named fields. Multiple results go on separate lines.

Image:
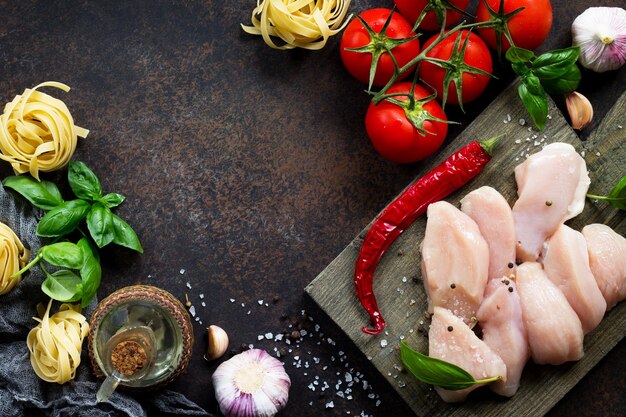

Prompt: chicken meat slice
xmin=421 ymin=201 xmax=489 ymax=325
xmin=582 ymin=223 xmax=626 ymax=310
xmin=429 ymin=306 xmax=507 ymax=403
xmin=542 ymin=224 xmax=606 ymax=334
xmin=512 ymin=143 xmax=590 ymax=262
xmin=516 ymin=262 xmax=584 ymax=365
xmin=461 ymin=186 xmax=517 ymax=280
xmin=476 ymin=279 xmax=529 ymax=397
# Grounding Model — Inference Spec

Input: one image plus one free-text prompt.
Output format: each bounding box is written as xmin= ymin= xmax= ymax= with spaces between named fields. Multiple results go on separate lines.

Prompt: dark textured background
xmin=0 ymin=0 xmax=624 ymax=416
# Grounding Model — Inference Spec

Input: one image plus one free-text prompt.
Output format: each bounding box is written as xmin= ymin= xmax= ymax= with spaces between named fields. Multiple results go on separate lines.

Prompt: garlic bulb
xmin=212 ymin=349 xmax=290 ymax=417
xmin=572 ymin=7 xmax=626 ymax=72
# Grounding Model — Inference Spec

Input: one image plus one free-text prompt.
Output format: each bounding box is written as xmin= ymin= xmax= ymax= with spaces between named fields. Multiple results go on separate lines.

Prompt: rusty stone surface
xmin=0 ymin=1 xmax=623 ymax=416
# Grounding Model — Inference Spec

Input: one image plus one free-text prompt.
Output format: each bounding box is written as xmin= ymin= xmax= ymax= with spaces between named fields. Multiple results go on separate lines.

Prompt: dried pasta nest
xmin=88 ymin=285 xmax=194 ymax=390
xmin=0 ymin=221 xmax=30 ymax=295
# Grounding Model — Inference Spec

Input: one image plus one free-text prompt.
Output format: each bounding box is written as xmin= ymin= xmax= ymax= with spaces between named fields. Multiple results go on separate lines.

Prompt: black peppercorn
xmin=450 ymin=283 xmax=456 ymax=289
xmin=508 ymin=287 xmax=514 ymax=293
xmin=508 ymin=262 xmax=514 ymax=269
xmin=447 ymin=326 xmax=453 ymax=332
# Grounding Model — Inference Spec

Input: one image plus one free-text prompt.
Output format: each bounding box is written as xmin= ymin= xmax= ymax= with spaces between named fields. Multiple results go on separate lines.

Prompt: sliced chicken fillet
xmin=512 ymin=143 xmax=590 ymax=262
xmin=461 ymin=186 xmax=517 ymax=280
xmin=477 ymin=279 xmax=529 ymax=397
xmin=582 ymin=223 xmax=626 ymax=310
xmin=422 ymin=201 xmax=489 ymax=325
xmin=429 ymin=306 xmax=507 ymax=403
xmin=516 ymin=262 xmax=584 ymax=365
xmin=542 ymin=224 xmax=606 ymax=333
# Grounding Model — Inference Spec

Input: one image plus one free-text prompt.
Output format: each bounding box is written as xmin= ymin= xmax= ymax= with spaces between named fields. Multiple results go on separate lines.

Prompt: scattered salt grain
xmin=325 ymin=401 xmax=335 ymax=409
xmin=229 ymin=298 xmax=235 ymax=303
xmin=401 ymin=276 xmax=407 ymax=283
xmin=265 ymin=332 xmax=273 ymax=339
xmin=186 ymin=282 xmax=191 ymax=289
xmin=514 ymin=139 xmax=521 ymax=144
xmin=380 ymin=339 xmax=388 ymax=348
xmin=507 ymin=114 xmax=511 ymax=122
xmin=519 ymin=118 xmax=526 ymax=126
xmin=189 ymin=306 xmax=196 ymax=317
xmin=201 ymin=302 xmax=206 ymax=307
xmin=199 ymin=294 xmax=204 ymax=299
xmin=258 ymin=300 xmax=264 ymax=305
xmin=180 ymin=269 xmax=186 ymax=274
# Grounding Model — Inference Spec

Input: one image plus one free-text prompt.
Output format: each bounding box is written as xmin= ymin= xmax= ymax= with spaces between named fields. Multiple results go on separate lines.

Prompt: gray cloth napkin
xmin=0 ymin=184 xmax=213 ymax=417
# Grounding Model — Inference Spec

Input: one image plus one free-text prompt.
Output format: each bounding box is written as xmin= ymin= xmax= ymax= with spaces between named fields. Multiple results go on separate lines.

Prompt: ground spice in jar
xmin=111 ymin=340 xmax=147 ymax=377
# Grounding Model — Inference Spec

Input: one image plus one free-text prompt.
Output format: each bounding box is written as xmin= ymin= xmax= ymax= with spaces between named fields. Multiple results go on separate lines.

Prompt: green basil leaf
xmin=87 ymin=203 xmax=115 ymax=248
xmin=522 ymin=73 xmax=543 ymax=96
xmin=532 ymin=46 xmax=580 ymax=78
xmin=100 ymin=192 xmax=125 ymax=209
xmin=77 ymin=237 xmax=101 ymax=307
xmin=607 ymin=175 xmax=626 ymax=210
xmin=506 ymin=47 xmax=535 ymax=64
xmin=111 ymin=213 xmax=143 ymax=253
xmin=541 ymin=65 xmax=581 ymax=95
xmin=518 ymin=81 xmax=548 ymax=130
xmin=41 ymin=270 xmax=83 ymax=303
xmin=510 ymin=62 xmax=530 ymax=77
xmin=41 ymin=242 xmax=84 ymax=269
xmin=400 ymin=341 xmax=478 ymax=391
xmin=36 ymin=199 xmax=91 ymax=237
xmin=2 ymin=176 xmax=64 ymax=210
xmin=68 ymin=160 xmax=102 ymax=201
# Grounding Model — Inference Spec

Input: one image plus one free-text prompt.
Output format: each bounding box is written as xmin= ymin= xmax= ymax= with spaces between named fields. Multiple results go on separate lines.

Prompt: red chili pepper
xmin=355 ymin=135 xmax=502 ymax=335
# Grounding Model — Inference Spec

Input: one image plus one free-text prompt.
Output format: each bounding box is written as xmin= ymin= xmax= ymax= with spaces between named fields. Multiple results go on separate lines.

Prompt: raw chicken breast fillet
xmin=512 ymin=143 xmax=590 ymax=262
xmin=477 ymin=279 xmax=529 ymax=397
xmin=422 ymin=201 xmax=489 ymax=325
xmin=516 ymin=262 xmax=584 ymax=365
xmin=429 ymin=306 xmax=507 ymax=403
xmin=461 ymin=186 xmax=517 ymax=280
xmin=542 ymin=224 xmax=606 ymax=334
xmin=582 ymin=223 xmax=626 ymax=310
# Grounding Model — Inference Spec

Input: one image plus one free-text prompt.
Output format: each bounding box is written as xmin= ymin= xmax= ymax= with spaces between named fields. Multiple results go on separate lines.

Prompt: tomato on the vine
xmin=340 ymin=9 xmax=420 ymax=88
xmin=418 ymin=30 xmax=493 ymax=107
xmin=393 ymin=0 xmax=470 ymax=32
xmin=365 ymin=82 xmax=448 ymax=163
xmin=476 ymin=0 xmax=553 ymax=52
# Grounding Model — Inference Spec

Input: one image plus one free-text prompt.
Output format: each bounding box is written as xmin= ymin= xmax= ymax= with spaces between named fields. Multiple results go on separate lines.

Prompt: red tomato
xmin=418 ymin=30 xmax=493 ymax=106
xmin=340 ymin=9 xmax=420 ymax=87
xmin=476 ymin=0 xmax=553 ymax=52
xmin=394 ymin=0 xmax=470 ymax=32
xmin=365 ymin=82 xmax=448 ymax=163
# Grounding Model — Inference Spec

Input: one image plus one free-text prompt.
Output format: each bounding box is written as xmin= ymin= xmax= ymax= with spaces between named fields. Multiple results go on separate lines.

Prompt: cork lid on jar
xmin=88 ymin=285 xmax=194 ymax=390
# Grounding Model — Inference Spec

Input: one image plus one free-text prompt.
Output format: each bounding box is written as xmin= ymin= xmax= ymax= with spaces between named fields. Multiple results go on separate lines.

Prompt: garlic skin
xmin=206 ymin=325 xmax=229 ymax=361
xmin=572 ymin=7 xmax=626 ymax=72
xmin=212 ymin=349 xmax=291 ymax=417
xmin=565 ymin=91 xmax=594 ymax=130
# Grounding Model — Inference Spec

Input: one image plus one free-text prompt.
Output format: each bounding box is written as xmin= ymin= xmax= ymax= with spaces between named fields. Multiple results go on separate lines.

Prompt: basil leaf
xmin=607 ymin=175 xmax=626 ymax=210
xmin=400 ymin=341 xmax=478 ymax=391
xmin=87 ymin=203 xmax=115 ymax=248
xmin=518 ymin=81 xmax=548 ymax=130
xmin=522 ymin=73 xmax=543 ymax=96
xmin=100 ymin=193 xmax=125 ymax=209
xmin=78 ymin=237 xmax=101 ymax=308
xmin=68 ymin=160 xmax=102 ymax=201
xmin=41 ymin=242 xmax=84 ymax=269
xmin=506 ymin=46 xmax=534 ymax=64
xmin=511 ymin=62 xmax=530 ymax=77
xmin=36 ymin=199 xmax=91 ymax=237
xmin=541 ymin=65 xmax=581 ymax=95
xmin=111 ymin=213 xmax=143 ymax=253
xmin=3 ymin=176 xmax=64 ymax=210
xmin=532 ymin=47 xmax=580 ymax=79
xmin=41 ymin=270 xmax=83 ymax=303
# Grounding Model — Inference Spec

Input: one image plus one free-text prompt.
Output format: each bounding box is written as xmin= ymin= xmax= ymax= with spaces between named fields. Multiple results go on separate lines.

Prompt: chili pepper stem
xmin=479 ymin=133 xmax=505 ymax=155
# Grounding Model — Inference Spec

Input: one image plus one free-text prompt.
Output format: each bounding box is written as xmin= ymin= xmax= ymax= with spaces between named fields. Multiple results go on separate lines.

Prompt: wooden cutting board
xmin=305 ymin=80 xmax=626 ymax=417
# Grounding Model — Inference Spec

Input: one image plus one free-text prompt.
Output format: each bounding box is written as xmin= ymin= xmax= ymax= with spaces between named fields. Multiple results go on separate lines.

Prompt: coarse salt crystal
xmin=180 ymin=269 xmax=186 ymax=274
xmin=515 ymin=139 xmax=521 ymax=144
xmin=325 ymin=401 xmax=334 ymax=409
xmin=201 ymin=302 xmax=206 ymax=307
xmin=199 ymin=294 xmax=204 ymax=299
xmin=258 ymin=335 xmax=264 ymax=341
xmin=229 ymin=298 xmax=235 ymax=303
xmin=380 ymin=339 xmax=388 ymax=348
xmin=401 ymin=276 xmax=407 ymax=283
xmin=186 ymin=282 xmax=191 ymax=289
xmin=258 ymin=300 xmax=264 ymax=305
xmin=265 ymin=332 xmax=273 ymax=339
xmin=189 ymin=306 xmax=196 ymax=317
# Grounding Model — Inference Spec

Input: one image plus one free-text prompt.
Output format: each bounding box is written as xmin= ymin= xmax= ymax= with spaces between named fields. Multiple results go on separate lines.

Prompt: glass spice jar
xmin=88 ymin=285 xmax=194 ymax=399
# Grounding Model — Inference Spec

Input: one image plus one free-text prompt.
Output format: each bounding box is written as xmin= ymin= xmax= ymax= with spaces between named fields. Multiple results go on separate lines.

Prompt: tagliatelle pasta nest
xmin=241 ymin=0 xmax=352 ymax=50
xmin=27 ymin=300 xmax=90 ymax=384
xmin=0 ymin=81 xmax=89 ymax=180
xmin=0 ymin=221 xmax=30 ymax=295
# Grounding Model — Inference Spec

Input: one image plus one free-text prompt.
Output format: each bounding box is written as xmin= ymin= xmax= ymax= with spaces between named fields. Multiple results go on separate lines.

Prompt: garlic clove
xmin=212 ymin=349 xmax=291 ymax=417
xmin=565 ymin=91 xmax=594 ymax=130
xmin=206 ymin=325 xmax=229 ymax=361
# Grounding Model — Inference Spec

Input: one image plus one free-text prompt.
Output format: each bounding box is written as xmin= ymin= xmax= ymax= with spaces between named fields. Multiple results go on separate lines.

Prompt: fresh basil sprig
xmin=3 ymin=160 xmax=139 ymax=306
xmin=506 ymin=46 xmax=581 ymax=130
xmin=400 ymin=341 xmax=501 ymax=391
xmin=587 ymin=175 xmax=626 ymax=211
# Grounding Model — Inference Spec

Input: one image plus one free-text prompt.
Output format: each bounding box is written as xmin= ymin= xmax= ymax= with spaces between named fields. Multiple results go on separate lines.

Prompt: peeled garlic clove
xmin=212 ymin=349 xmax=291 ymax=417
xmin=565 ymin=91 xmax=594 ymax=130
xmin=206 ymin=325 xmax=229 ymax=361
xmin=572 ymin=7 xmax=626 ymax=73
